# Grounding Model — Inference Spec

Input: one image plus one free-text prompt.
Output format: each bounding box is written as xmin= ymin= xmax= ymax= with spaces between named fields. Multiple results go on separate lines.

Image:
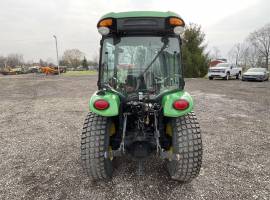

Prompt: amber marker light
xmin=169 ymin=17 xmax=185 ymax=26
xmin=98 ymin=19 xmax=113 ymax=27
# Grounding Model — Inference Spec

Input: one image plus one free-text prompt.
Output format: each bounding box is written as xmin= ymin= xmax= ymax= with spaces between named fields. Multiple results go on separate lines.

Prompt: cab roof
xmin=100 ymin=11 xmax=181 ymax=20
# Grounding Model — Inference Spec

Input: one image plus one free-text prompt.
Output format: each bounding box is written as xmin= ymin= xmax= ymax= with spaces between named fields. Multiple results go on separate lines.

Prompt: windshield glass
xmin=247 ymin=68 xmax=265 ymax=72
xmin=216 ymin=63 xmax=230 ymax=68
xmin=100 ymin=36 xmax=182 ymax=96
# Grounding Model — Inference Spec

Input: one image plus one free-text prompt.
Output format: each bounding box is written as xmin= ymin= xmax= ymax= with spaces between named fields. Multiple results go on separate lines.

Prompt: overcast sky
xmin=0 ymin=0 xmax=269 ymax=63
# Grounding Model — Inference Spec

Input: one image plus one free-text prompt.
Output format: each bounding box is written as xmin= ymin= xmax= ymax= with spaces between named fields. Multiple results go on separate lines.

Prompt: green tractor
xmin=81 ymin=11 xmax=202 ymax=182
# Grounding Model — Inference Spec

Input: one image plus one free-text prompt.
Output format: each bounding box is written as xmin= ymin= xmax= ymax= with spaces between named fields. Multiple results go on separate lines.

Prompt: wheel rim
xmin=108 ymin=146 xmax=113 ymax=161
xmin=109 ymin=122 xmax=116 ymax=136
xmin=166 ymin=123 xmax=173 ymax=137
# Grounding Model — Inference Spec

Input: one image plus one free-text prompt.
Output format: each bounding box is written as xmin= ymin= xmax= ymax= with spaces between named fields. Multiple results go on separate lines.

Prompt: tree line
xmin=0 ymin=54 xmax=24 ymax=68
xmin=0 ymin=50 xmax=98 ymax=70
xmin=227 ymin=23 xmax=270 ymax=70
xmin=0 ymin=54 xmax=58 ymax=68
xmin=0 ymin=24 xmax=211 ymax=77
xmin=183 ymin=22 xmax=270 ymax=78
xmin=1 ymin=22 xmax=268 ymax=76
xmin=181 ymin=24 xmax=209 ymax=78
xmin=59 ymin=49 xmax=98 ymax=70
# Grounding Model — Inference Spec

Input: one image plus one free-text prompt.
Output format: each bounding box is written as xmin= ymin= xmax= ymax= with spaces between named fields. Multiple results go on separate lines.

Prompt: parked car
xmin=27 ymin=66 xmax=40 ymax=73
xmin=208 ymin=63 xmax=242 ymax=80
xmin=242 ymin=68 xmax=269 ymax=81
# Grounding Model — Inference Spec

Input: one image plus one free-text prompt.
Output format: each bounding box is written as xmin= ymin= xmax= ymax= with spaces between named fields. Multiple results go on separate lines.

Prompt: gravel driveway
xmin=0 ymin=74 xmax=269 ymax=200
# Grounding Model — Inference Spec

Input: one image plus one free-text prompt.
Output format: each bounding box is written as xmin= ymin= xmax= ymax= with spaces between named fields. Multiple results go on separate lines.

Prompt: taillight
xmin=173 ymin=99 xmax=189 ymax=110
xmin=94 ymin=99 xmax=109 ymax=110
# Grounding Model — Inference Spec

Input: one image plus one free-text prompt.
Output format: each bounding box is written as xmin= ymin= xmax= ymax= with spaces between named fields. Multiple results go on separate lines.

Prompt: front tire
xmin=224 ymin=72 xmax=230 ymax=80
xmin=208 ymin=77 xmax=213 ymax=80
xmin=166 ymin=112 xmax=202 ymax=182
xmin=81 ymin=112 xmax=113 ymax=180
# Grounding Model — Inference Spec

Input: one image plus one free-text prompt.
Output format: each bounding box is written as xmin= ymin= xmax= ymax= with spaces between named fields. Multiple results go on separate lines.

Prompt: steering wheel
xmin=108 ymin=76 xmax=122 ymax=88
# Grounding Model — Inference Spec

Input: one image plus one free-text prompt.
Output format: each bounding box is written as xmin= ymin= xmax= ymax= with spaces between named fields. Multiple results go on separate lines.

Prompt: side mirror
xmin=230 ymin=66 xmax=233 ymax=69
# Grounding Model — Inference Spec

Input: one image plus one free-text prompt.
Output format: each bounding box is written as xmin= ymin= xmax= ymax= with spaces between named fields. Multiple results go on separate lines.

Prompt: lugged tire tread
xmin=167 ymin=111 xmax=203 ymax=182
xmin=81 ymin=112 xmax=112 ymax=180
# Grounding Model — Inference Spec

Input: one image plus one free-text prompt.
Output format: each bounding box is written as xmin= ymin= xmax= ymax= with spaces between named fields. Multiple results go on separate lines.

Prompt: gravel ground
xmin=0 ymin=74 xmax=269 ymax=200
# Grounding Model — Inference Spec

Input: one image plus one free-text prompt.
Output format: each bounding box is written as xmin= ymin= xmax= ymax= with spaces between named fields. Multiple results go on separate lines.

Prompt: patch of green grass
xmin=63 ymin=70 xmax=97 ymax=76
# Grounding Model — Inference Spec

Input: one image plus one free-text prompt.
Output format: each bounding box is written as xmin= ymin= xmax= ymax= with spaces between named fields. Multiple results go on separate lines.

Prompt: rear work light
xmin=98 ymin=27 xmax=110 ymax=35
xmin=168 ymin=17 xmax=185 ymax=34
xmin=173 ymin=26 xmax=184 ymax=34
xmin=94 ymin=99 xmax=109 ymax=110
xmin=173 ymin=99 xmax=189 ymax=110
xmin=97 ymin=18 xmax=113 ymax=35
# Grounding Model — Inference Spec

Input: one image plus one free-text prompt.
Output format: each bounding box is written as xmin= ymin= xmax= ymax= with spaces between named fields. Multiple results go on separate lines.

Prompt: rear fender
xmin=89 ymin=91 xmax=120 ymax=117
xmin=162 ymin=90 xmax=193 ymax=117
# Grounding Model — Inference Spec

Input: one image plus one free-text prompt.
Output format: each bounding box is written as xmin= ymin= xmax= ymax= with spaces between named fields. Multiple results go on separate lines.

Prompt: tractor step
xmin=104 ymin=149 xmax=123 ymax=159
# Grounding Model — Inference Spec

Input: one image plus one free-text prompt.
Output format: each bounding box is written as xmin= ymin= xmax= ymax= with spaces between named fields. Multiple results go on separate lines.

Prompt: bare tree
xmin=236 ymin=43 xmax=259 ymax=70
xmin=62 ymin=49 xmax=84 ymax=68
xmin=248 ymin=24 xmax=270 ymax=70
xmin=6 ymin=54 xmax=24 ymax=67
xmin=228 ymin=43 xmax=243 ymax=66
xmin=240 ymin=46 xmax=251 ymax=69
xmin=39 ymin=59 xmax=48 ymax=67
xmin=91 ymin=53 xmax=99 ymax=70
xmin=210 ymin=46 xmax=221 ymax=60
xmin=46 ymin=58 xmax=55 ymax=67
xmin=0 ymin=56 xmax=7 ymax=69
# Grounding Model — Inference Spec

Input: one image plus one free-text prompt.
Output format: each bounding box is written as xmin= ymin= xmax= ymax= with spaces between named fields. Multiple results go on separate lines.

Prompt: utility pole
xmin=53 ymin=35 xmax=60 ymax=75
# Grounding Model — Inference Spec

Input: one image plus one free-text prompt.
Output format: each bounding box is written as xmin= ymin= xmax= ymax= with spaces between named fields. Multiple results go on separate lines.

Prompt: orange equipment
xmin=40 ymin=66 xmax=59 ymax=75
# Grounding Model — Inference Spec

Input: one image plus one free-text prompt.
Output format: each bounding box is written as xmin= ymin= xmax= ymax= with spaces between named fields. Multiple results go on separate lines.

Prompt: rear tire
xmin=208 ymin=77 xmax=213 ymax=80
xmin=166 ymin=112 xmax=202 ymax=182
xmin=236 ymin=72 xmax=241 ymax=79
xmin=81 ymin=112 xmax=113 ymax=180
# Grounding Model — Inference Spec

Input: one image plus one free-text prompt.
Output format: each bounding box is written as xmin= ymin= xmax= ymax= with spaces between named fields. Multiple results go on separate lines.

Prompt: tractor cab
xmin=97 ymin=11 xmax=185 ymax=101
xmin=81 ymin=11 xmax=202 ymax=182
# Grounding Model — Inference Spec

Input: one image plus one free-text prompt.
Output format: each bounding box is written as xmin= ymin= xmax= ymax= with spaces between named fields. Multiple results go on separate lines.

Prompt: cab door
xmin=230 ymin=65 xmax=237 ymax=76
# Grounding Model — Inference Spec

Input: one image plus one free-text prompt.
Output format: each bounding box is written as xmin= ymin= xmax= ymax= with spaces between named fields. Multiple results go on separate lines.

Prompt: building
xmin=209 ymin=59 xmax=227 ymax=67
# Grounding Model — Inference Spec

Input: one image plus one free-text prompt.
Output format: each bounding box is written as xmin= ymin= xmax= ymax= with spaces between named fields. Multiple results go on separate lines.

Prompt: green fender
xmin=162 ymin=90 xmax=194 ymax=117
xmin=89 ymin=91 xmax=120 ymax=117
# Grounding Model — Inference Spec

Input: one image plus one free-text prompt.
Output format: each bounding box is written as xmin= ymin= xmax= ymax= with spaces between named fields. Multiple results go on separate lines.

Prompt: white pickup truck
xmin=208 ymin=63 xmax=242 ymax=80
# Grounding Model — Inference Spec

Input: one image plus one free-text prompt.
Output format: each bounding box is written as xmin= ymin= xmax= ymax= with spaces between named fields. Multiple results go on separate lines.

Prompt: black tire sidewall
xmin=81 ymin=112 xmax=113 ymax=180
xmin=226 ymin=73 xmax=229 ymax=80
xmin=104 ymin=119 xmax=113 ymax=178
xmin=166 ymin=112 xmax=202 ymax=182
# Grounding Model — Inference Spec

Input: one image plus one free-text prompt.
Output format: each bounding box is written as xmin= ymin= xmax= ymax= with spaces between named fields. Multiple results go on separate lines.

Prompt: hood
xmin=243 ymin=71 xmax=264 ymax=76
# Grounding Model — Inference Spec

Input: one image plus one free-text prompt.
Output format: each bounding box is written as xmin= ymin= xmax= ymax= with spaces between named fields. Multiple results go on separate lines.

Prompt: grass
xmin=63 ymin=70 xmax=97 ymax=76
